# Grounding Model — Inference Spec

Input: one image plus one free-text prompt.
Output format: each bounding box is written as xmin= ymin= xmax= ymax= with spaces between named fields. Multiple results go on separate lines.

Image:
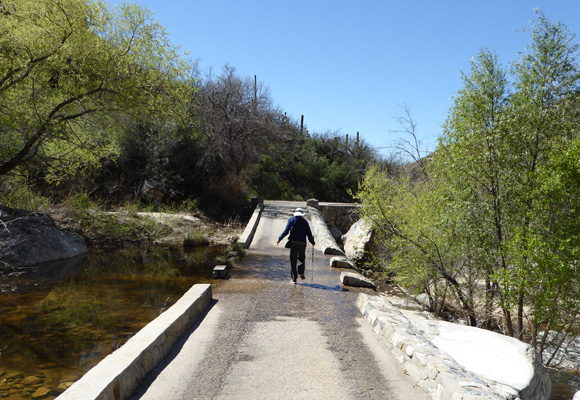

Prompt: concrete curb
xmin=356 ymin=293 xmax=552 ymax=400
xmin=307 ymin=206 xmax=344 ymax=256
xmin=59 ymin=284 xmax=213 ymax=400
xmin=238 ymin=204 xmax=264 ymax=249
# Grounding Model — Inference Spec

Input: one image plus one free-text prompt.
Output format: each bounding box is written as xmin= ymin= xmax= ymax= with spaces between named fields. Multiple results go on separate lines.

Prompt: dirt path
xmin=131 ymin=201 xmax=427 ymax=399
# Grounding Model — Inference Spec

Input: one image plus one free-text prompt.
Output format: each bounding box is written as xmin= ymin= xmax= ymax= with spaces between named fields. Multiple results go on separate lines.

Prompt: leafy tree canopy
xmin=0 ymin=0 xmax=195 ymax=181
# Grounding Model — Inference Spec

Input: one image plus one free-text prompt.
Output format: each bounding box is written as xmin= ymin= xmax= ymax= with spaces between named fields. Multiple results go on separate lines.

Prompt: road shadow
xmin=128 ymin=299 xmax=219 ymax=399
xmin=298 ymin=282 xmax=348 ymax=292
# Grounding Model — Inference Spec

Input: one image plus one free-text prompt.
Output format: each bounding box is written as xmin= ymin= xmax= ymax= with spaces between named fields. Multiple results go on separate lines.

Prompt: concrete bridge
xmin=59 ymin=200 xmax=552 ymax=400
xmin=60 ymin=200 xmax=426 ymax=399
xmin=132 ymin=200 xmax=426 ymax=399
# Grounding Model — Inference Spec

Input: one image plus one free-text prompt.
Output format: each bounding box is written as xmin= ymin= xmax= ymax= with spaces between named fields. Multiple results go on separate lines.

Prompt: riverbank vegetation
xmin=354 ymin=11 xmax=580 ymax=363
xmin=0 ymin=0 xmax=380 ymax=226
xmin=3 ymin=0 xmax=580 ymax=363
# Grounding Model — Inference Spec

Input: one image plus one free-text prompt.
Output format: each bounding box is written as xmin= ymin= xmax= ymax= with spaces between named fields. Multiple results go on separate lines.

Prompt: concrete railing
xmin=58 ymin=284 xmax=212 ymax=400
xmin=237 ymin=203 xmax=264 ymax=249
xmin=307 ymin=206 xmax=344 ymax=256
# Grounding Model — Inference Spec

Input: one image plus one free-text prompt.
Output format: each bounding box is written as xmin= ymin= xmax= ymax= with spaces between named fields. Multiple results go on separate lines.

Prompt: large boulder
xmin=340 ymin=271 xmax=376 ymax=289
xmin=330 ymin=256 xmax=355 ymax=269
xmin=357 ymin=294 xmax=552 ymax=400
xmin=538 ymin=330 xmax=580 ymax=369
xmin=0 ymin=205 xmax=88 ymax=268
xmin=342 ymin=218 xmax=377 ymax=266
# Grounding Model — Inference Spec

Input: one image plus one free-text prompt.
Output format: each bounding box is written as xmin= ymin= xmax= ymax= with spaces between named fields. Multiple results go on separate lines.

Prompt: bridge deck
xmin=131 ymin=200 xmax=427 ymax=400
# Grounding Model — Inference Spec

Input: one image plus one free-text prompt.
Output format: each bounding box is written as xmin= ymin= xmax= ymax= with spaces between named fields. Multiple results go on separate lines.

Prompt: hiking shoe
xmin=300 ymin=275 xmax=305 ymax=280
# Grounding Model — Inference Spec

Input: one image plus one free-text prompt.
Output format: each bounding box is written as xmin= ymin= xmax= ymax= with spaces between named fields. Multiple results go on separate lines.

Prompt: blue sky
xmin=110 ymin=1 xmax=580 ymax=157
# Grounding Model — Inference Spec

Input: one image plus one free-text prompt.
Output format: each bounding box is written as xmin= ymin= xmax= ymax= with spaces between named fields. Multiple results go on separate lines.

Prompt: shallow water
xmin=551 ymin=369 xmax=580 ymax=399
xmin=0 ymin=245 xmax=224 ymax=399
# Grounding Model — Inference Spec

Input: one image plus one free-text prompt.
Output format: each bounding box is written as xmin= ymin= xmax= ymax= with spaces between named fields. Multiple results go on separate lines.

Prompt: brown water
xmin=0 ymin=245 xmax=224 ymax=400
xmin=551 ymin=369 xmax=580 ymax=399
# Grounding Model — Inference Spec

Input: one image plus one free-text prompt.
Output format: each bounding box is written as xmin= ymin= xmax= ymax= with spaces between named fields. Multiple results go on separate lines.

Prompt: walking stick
xmin=311 ymin=244 xmax=314 ymax=282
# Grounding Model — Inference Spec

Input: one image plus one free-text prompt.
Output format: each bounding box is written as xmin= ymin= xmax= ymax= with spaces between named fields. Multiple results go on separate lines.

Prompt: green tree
xmin=506 ymin=10 xmax=580 ymax=348
xmin=0 ymin=0 xmax=193 ymax=181
xmin=356 ymin=12 xmax=580 ymax=351
xmin=434 ymin=48 xmax=511 ymax=330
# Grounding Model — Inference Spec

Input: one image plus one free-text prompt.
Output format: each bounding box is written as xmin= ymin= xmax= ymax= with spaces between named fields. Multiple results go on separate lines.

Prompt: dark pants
xmin=289 ymin=242 xmax=306 ymax=282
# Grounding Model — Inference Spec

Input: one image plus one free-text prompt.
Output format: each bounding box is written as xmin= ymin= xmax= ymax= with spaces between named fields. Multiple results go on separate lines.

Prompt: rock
xmin=4 ymin=372 xmax=23 ymax=380
xmin=357 ymin=294 xmax=552 ymax=400
xmin=21 ymin=376 xmax=42 ymax=385
xmin=212 ymin=265 xmax=228 ymax=279
xmin=414 ymin=293 xmax=431 ymax=308
xmin=227 ymin=251 xmax=239 ymax=259
xmin=538 ymin=330 xmax=580 ymax=369
xmin=56 ymin=382 xmax=74 ymax=392
xmin=342 ymin=218 xmax=376 ymax=267
xmin=38 ymin=363 xmax=57 ymax=370
xmin=31 ymin=387 xmax=52 ymax=399
xmin=328 ymin=224 xmax=344 ymax=245
xmin=340 ymin=271 xmax=376 ymax=289
xmin=0 ymin=205 xmax=87 ymax=268
xmin=306 ymin=198 xmax=319 ymax=209
xmin=139 ymin=179 xmax=165 ymax=203
xmin=330 ymin=256 xmax=355 ymax=269
xmin=251 ymin=196 xmax=264 ymax=210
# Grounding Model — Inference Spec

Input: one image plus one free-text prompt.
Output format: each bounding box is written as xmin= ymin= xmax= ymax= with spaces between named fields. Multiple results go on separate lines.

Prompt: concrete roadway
xmin=131 ymin=201 xmax=428 ymax=400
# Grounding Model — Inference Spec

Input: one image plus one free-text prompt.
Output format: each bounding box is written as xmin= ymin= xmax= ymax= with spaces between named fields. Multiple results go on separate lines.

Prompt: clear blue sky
xmin=110 ymin=1 xmax=580 ymax=157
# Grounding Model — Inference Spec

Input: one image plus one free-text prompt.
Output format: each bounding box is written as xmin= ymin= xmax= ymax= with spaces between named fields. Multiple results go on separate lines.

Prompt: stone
xmin=538 ymin=330 xmax=580 ymax=369
xmin=251 ymin=196 xmax=264 ymax=210
xmin=330 ymin=256 xmax=355 ymax=269
xmin=328 ymin=224 xmax=344 ymax=244
xmin=357 ymin=293 xmax=552 ymax=400
xmin=212 ymin=265 xmax=228 ymax=279
xmin=0 ymin=205 xmax=87 ymax=268
xmin=21 ymin=376 xmax=42 ymax=385
xmin=306 ymin=198 xmax=319 ymax=209
xmin=227 ymin=251 xmax=239 ymax=259
xmin=31 ymin=387 xmax=52 ymax=399
xmin=56 ymin=382 xmax=74 ymax=392
xmin=139 ymin=179 xmax=166 ymax=202
xmin=38 ymin=363 xmax=57 ymax=370
xmin=341 ymin=218 xmax=379 ymax=267
xmin=340 ymin=271 xmax=376 ymax=289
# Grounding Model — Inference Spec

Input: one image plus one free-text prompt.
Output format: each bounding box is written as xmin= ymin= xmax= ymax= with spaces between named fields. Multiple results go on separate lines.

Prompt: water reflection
xmin=0 ymin=245 xmax=224 ymax=399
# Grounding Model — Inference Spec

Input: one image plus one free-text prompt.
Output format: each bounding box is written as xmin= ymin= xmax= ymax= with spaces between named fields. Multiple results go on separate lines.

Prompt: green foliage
xmin=0 ymin=0 xmax=377 ymax=214
xmin=355 ymin=12 xmax=580 ymax=352
xmin=0 ymin=0 xmax=195 ymax=181
xmin=0 ymin=176 xmax=51 ymax=211
xmin=250 ymin=129 xmax=377 ymax=202
xmin=183 ymin=230 xmax=210 ymax=248
xmin=65 ymin=192 xmax=96 ymax=213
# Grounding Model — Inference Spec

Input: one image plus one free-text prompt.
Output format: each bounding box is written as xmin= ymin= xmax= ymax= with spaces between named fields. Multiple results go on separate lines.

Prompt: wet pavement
xmin=131 ymin=201 xmax=427 ymax=399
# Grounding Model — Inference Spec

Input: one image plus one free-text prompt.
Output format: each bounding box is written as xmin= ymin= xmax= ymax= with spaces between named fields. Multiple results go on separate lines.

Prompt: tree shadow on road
xmin=298 ymin=282 xmax=347 ymax=292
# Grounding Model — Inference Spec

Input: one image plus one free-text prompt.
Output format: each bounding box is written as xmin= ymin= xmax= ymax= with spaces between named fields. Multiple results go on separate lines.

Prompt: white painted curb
xmin=59 ymin=284 xmax=212 ymax=400
xmin=238 ymin=204 xmax=264 ymax=249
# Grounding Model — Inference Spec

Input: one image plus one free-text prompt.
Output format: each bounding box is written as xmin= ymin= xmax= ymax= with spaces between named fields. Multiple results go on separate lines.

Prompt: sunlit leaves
xmin=355 ymin=12 xmax=580 ymax=346
xmin=0 ymin=0 xmax=195 ymax=180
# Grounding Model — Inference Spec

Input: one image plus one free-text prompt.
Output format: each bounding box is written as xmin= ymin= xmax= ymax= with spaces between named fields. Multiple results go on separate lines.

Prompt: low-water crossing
xmin=0 ymin=245 xmax=224 ymax=400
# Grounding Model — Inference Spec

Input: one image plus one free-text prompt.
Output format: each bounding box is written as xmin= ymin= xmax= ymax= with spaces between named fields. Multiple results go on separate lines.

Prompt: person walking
xmin=277 ymin=208 xmax=315 ymax=283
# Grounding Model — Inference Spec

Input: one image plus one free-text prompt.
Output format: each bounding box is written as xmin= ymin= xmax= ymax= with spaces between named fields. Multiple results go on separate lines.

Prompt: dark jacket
xmin=278 ymin=216 xmax=315 ymax=245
